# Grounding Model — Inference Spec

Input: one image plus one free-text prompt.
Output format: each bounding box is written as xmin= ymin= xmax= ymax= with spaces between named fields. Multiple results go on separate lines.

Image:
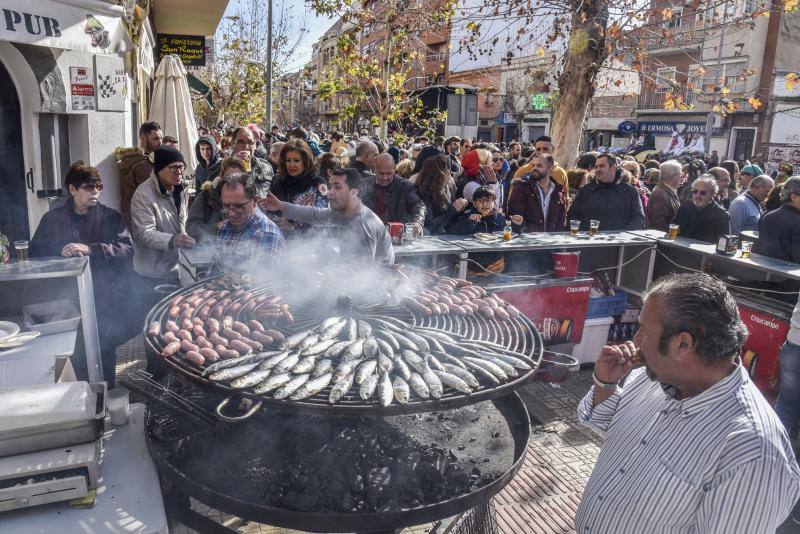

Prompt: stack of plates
xmin=0 ymin=321 xmax=39 ymax=349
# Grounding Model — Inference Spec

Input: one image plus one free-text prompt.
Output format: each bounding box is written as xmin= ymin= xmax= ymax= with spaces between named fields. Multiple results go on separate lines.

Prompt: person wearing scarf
xmin=30 ymin=162 xmax=134 ymax=386
xmin=269 ymin=139 xmax=328 ymax=234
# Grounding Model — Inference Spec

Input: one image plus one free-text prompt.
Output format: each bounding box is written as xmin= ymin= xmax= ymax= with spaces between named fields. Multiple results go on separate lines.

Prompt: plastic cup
xmin=107 ymin=388 xmax=130 ymax=426
xmin=569 ymin=220 xmax=580 ymax=236
xmin=668 ymin=224 xmax=679 ymax=240
xmin=589 ymin=220 xmax=599 ymax=236
xmin=741 ymin=241 xmax=753 ymax=258
xmin=13 ymin=240 xmax=28 ymax=261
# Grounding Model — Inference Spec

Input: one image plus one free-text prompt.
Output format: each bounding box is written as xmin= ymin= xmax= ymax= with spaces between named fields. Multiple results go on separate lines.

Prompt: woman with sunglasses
xmin=30 ymin=161 xmax=134 ymax=386
xmin=673 ymin=174 xmax=731 ymax=243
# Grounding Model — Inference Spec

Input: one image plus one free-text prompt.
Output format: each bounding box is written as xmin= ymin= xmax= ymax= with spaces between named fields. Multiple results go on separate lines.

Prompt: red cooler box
xmin=736 ymin=298 xmax=792 ymax=403
xmin=489 ymin=277 xmax=593 ymax=345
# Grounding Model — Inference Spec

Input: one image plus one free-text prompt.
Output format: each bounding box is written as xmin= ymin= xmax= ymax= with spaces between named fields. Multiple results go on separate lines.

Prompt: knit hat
xmin=154 ymin=146 xmax=185 ymax=174
xmin=740 ymin=164 xmax=763 ymax=176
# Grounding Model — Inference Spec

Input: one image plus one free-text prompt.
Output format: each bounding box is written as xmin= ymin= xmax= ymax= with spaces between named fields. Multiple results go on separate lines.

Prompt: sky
xmin=219 ymin=0 xmax=335 ymax=72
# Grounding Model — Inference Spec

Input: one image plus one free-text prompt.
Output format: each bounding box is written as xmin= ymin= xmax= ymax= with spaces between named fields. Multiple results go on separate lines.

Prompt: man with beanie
xmin=131 ymin=146 xmax=195 ymax=309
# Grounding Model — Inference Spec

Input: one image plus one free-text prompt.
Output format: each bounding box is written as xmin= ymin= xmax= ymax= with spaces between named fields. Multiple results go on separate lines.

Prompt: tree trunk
xmin=551 ymin=0 xmax=609 ymax=168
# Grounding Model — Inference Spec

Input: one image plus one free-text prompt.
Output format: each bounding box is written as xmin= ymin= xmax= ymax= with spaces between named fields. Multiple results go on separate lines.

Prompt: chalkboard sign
xmin=157 ymin=34 xmax=205 ymax=66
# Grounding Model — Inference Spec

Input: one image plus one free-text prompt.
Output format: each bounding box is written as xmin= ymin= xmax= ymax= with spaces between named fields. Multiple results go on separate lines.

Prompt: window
xmin=656 ymin=67 xmax=677 ymax=93
xmin=731 ymin=128 xmax=756 ymax=160
xmin=666 ymin=8 xmax=682 ymax=28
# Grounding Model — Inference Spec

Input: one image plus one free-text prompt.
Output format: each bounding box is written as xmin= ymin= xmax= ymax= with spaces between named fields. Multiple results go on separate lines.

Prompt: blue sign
xmin=618 ymin=120 xmax=637 ymax=135
xmin=637 ymin=121 xmax=724 ymax=137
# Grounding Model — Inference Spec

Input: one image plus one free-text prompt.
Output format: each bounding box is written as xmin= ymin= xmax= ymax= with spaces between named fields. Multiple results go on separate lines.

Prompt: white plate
xmin=0 ymin=321 xmax=20 ymax=342
xmin=0 ymin=331 xmax=40 ymax=348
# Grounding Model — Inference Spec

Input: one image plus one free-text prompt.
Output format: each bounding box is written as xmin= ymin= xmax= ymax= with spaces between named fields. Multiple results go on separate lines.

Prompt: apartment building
xmin=635 ymin=0 xmax=776 ymax=159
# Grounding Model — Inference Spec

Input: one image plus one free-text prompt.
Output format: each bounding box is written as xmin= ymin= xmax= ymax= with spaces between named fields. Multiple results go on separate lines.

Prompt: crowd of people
xmin=4 ymin=119 xmax=797 ymax=384
xmin=3 ymin=118 xmax=800 ymax=531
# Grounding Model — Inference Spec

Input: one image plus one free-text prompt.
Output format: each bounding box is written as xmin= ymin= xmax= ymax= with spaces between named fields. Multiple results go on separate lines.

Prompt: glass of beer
xmin=570 ymin=220 xmax=580 ymax=236
xmin=589 ymin=220 xmax=599 ymax=236
xmin=741 ymin=241 xmax=753 ymax=258
xmin=668 ymin=224 xmax=679 ymax=240
xmin=14 ymin=240 xmax=28 ymax=261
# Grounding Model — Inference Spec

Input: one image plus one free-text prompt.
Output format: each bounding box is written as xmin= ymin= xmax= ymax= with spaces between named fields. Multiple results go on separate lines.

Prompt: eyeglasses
xmin=235 ymin=138 xmax=256 ymax=146
xmin=168 ymin=164 xmax=186 ymax=173
xmin=492 ymin=158 xmax=502 ymax=162
xmin=222 ymin=202 xmax=250 ymax=213
xmin=80 ymin=183 xmax=104 ymax=191
xmin=473 ymin=198 xmax=495 ymax=204
xmin=691 ymin=190 xmax=709 ymax=196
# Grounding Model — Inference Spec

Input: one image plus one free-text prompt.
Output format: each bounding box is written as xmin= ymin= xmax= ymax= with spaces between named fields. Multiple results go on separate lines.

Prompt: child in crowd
xmin=449 ymin=186 xmax=507 ymax=274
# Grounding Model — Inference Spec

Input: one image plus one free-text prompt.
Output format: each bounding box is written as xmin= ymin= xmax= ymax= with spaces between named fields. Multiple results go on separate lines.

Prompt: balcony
xmin=638 ymin=88 xmax=698 ymax=110
xmin=425 ymin=52 xmax=447 ymax=62
xmin=641 ymin=20 xmax=704 ymax=52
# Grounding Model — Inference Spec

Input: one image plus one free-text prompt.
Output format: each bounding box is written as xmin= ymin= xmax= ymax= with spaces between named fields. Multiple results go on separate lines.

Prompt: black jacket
xmin=30 ymin=200 xmax=133 ymax=301
xmin=186 ymin=177 xmax=223 ymax=243
xmin=361 ymin=175 xmax=427 ymax=228
xmin=351 ymin=160 xmax=373 ymax=179
xmin=418 ymin=190 xmax=460 ymax=234
xmin=754 ymin=205 xmax=800 ymax=263
xmin=674 ymin=200 xmax=731 ymax=244
xmin=568 ymin=180 xmax=645 ymax=231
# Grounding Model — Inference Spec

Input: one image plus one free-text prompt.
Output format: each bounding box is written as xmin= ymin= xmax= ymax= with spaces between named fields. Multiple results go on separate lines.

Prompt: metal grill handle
xmin=215 ymin=396 xmax=263 ymax=422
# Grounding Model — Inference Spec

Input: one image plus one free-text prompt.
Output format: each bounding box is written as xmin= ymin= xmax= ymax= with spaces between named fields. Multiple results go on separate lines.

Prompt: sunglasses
xmin=80 ymin=183 xmax=104 ymax=192
xmin=691 ymin=190 xmax=709 ymax=196
xmin=222 ymin=202 xmax=250 ymax=213
xmin=235 ymin=138 xmax=256 ymax=146
xmin=492 ymin=158 xmax=502 ymax=162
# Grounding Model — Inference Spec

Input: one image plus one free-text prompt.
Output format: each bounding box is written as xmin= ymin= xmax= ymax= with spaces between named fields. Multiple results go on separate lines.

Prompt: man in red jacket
xmin=507 ymin=153 xmax=567 ymax=233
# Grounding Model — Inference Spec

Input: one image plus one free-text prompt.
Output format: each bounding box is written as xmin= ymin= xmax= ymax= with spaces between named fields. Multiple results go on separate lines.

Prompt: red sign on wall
xmin=738 ymin=303 xmax=791 ymax=403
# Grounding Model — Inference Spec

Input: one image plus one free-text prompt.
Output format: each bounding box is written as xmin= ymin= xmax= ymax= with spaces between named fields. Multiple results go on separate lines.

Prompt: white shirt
xmin=537 ymin=180 xmax=555 ymax=222
xmin=576 ymin=365 xmax=800 ymax=534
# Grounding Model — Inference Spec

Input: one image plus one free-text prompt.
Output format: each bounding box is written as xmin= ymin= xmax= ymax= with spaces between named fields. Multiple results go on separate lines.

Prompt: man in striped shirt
xmin=577 ymin=273 xmax=800 ymax=533
xmin=209 ymin=173 xmax=284 ymax=275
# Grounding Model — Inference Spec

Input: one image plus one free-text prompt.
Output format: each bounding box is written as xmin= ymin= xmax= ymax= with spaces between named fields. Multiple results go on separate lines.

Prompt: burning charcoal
xmin=281 ymin=491 xmax=318 ymax=512
xmin=378 ymin=499 xmax=401 ymax=513
xmin=345 ymin=465 xmax=365 ymax=493
xmin=367 ymin=466 xmax=391 ymax=495
xmin=335 ymin=493 xmax=357 ymax=513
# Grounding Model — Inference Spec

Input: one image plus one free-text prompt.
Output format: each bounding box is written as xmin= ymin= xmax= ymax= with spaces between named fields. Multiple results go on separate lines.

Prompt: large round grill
xmin=143 ymin=272 xmax=543 ymax=416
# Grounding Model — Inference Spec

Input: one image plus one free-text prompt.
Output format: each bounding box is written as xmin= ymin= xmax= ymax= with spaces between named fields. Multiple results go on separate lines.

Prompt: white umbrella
xmin=149 ymin=55 xmax=199 ymax=174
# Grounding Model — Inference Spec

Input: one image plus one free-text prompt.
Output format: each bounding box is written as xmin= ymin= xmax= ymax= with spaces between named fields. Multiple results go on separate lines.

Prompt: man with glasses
xmin=131 ymin=146 xmax=195 ymax=303
xmin=673 ymin=174 xmax=730 ymax=243
xmin=231 ymin=126 xmax=274 ymax=197
xmin=210 ymin=173 xmax=284 ymax=275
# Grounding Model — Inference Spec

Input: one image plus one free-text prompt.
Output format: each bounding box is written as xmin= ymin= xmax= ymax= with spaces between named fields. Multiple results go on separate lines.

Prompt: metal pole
xmin=266 ymin=0 xmax=274 ymax=129
xmin=703 ymin=0 xmax=728 ymax=155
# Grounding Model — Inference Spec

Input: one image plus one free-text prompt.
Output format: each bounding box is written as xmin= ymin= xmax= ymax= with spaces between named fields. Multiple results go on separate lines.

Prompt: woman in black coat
xmin=30 ymin=162 xmax=134 ymax=386
xmin=415 ymin=155 xmax=466 ymax=234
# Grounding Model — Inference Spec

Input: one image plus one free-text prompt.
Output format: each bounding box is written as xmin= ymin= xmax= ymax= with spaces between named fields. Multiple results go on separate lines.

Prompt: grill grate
xmin=144 ymin=274 xmax=543 ymax=416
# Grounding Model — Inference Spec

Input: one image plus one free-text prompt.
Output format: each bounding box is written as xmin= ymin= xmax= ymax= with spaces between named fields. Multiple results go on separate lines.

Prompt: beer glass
xmin=570 ymin=220 xmax=580 ymax=236
xmin=13 ymin=240 xmax=28 ymax=261
xmin=668 ymin=224 xmax=679 ymax=240
xmin=589 ymin=220 xmax=599 ymax=236
xmin=741 ymin=241 xmax=753 ymax=258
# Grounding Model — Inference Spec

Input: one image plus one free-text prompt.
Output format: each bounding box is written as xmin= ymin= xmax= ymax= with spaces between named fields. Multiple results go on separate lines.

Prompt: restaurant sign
xmin=157 ymin=34 xmax=206 ymax=66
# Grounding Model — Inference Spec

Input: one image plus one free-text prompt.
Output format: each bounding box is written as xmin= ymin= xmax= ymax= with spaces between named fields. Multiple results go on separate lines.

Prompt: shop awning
xmin=0 ymin=0 xmax=133 ymax=54
xmin=152 ymin=0 xmax=230 ymax=36
xmin=186 ymin=72 xmax=213 ymax=107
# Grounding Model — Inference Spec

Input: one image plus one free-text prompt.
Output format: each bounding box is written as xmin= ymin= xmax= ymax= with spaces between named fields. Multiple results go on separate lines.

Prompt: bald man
xmin=351 ymin=140 xmax=379 ymax=178
xmin=362 ymin=152 xmax=426 ymax=234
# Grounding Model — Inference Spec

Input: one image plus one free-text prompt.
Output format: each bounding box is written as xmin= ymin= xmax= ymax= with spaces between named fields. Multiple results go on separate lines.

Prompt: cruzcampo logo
xmin=84 ymin=15 xmax=110 ymax=49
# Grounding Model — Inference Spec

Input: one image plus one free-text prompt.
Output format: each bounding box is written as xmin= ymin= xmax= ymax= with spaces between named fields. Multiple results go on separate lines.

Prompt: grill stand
xmin=161 ymin=476 xmax=494 ymax=534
